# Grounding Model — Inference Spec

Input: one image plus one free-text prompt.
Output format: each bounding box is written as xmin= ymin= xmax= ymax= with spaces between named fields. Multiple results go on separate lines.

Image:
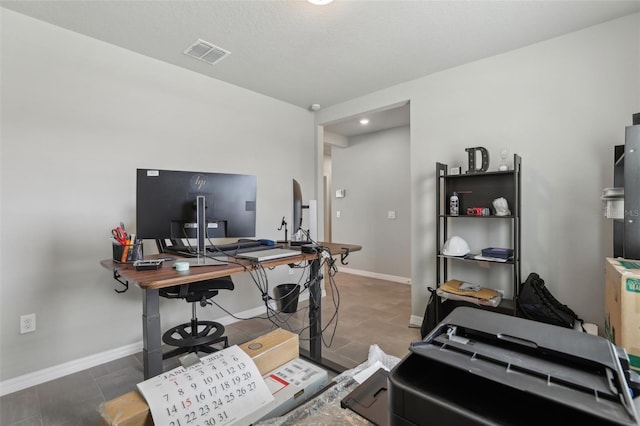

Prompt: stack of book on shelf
xmin=437 ymin=279 xmax=502 ymax=307
xmin=473 ymin=247 xmax=513 ymax=262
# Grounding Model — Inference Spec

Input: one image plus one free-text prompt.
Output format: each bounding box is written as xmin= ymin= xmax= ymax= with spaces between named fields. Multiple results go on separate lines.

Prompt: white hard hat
xmin=442 ymin=236 xmax=470 ymax=256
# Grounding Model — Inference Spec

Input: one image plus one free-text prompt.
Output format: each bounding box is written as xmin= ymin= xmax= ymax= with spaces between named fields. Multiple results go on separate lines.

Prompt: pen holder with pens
xmin=113 ymin=242 xmax=143 ymax=263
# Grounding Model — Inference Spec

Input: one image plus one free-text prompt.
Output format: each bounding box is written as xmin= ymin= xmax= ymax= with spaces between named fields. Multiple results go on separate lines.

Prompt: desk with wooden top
xmin=101 ymin=242 xmax=361 ymax=379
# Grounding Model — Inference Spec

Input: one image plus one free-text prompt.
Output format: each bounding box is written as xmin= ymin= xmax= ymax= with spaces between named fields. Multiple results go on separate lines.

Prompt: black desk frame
xmin=139 ymin=258 xmax=325 ymax=379
xmin=104 ymin=242 xmax=359 ymax=379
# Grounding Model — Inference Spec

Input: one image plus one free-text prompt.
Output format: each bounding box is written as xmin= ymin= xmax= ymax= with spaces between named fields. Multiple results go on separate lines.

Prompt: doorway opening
xmin=320 ymin=101 xmax=411 ymax=284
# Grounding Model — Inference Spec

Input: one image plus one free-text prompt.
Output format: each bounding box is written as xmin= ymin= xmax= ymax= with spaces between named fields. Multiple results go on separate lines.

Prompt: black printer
xmin=388 ymin=307 xmax=639 ymax=425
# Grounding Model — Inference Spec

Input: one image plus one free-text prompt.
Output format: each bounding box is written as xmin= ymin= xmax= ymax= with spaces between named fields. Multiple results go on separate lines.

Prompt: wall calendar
xmin=137 ymin=345 xmax=274 ymax=426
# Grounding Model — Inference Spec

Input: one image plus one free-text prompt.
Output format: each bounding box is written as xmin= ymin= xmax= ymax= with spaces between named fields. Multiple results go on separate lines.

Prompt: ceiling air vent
xmin=184 ymin=39 xmax=230 ymax=65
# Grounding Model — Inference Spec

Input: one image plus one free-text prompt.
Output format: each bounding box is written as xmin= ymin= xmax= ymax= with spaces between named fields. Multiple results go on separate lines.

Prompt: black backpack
xmin=420 ymin=287 xmax=438 ymax=339
xmin=517 ymin=272 xmax=584 ymax=330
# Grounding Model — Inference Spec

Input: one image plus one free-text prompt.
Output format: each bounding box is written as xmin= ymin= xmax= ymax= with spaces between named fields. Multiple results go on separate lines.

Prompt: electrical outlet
xmin=20 ymin=313 xmax=36 ymax=334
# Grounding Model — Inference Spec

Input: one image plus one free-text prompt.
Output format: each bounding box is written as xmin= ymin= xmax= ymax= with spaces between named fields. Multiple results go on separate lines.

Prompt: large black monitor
xmin=292 ymin=178 xmax=304 ymax=235
xmin=292 ymin=178 xmax=310 ymax=243
xmin=136 ymin=169 xmax=257 ymax=242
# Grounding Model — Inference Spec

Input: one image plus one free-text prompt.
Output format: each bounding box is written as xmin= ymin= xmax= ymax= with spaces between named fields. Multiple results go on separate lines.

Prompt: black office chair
xmin=159 ymin=277 xmax=234 ymax=360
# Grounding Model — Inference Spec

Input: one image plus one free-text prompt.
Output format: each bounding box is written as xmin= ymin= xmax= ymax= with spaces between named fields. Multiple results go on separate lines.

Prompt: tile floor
xmin=0 ymin=272 xmax=421 ymax=425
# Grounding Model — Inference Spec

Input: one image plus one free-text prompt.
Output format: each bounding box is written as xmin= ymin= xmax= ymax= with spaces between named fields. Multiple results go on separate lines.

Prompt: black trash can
xmin=274 ymin=284 xmax=300 ymax=313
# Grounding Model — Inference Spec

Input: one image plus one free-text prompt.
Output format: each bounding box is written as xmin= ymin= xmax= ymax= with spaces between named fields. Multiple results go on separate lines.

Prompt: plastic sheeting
xmin=256 ymin=345 xmax=400 ymax=425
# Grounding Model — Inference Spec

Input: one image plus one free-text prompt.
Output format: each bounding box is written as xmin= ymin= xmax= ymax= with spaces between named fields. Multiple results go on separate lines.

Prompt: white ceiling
xmin=325 ymin=102 xmax=410 ymax=137
xmin=3 ymin=0 xmax=638 ymax=113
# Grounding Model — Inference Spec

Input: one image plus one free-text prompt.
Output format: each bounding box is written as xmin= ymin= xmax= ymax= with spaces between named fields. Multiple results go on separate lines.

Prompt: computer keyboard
xmin=206 ymin=240 xmax=261 ymax=254
xmin=211 ymin=243 xmax=289 ymax=257
xmin=163 ymin=240 xmax=282 ymax=257
xmin=289 ymin=240 xmax=312 ymax=246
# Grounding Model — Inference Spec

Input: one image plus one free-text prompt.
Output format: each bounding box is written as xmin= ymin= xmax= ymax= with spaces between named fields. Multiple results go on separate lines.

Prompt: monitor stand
xmin=160 ymin=197 xmax=229 ymax=266
xmin=188 ymin=196 xmax=227 ymax=266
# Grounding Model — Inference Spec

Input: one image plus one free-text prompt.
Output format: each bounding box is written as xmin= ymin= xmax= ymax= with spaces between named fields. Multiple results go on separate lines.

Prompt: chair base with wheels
xmin=159 ymin=276 xmax=234 ymax=360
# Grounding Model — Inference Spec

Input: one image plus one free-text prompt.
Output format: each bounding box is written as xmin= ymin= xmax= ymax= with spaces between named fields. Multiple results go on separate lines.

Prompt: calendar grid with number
xmin=137 ymin=345 xmax=274 ymax=426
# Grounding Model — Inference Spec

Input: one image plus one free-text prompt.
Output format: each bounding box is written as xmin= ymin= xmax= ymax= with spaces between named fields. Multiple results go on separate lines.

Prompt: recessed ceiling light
xmin=360 ymin=118 xmax=370 ymax=125
xmin=308 ymin=0 xmax=334 ymax=5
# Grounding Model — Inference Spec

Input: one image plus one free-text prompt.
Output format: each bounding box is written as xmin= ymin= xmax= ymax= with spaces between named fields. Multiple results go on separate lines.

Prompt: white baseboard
xmin=215 ymin=290 xmax=316 ymax=325
xmin=0 ymin=291 xmax=322 ymax=397
xmin=0 ymin=342 xmax=142 ymax=397
xmin=338 ymin=267 xmax=411 ymax=285
xmin=409 ymin=315 xmax=424 ymax=327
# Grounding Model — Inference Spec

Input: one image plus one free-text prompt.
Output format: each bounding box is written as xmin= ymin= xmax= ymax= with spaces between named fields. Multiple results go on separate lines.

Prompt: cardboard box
xmin=239 ymin=327 xmax=299 ymax=375
xmin=237 ymin=357 xmax=329 ymax=425
xmin=99 ymin=391 xmax=153 ymax=426
xmin=99 ymin=328 xmax=299 ymax=426
xmin=605 ymin=257 xmax=640 ymax=371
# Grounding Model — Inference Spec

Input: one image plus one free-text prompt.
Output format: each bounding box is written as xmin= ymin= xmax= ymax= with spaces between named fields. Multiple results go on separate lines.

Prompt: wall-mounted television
xmin=136 ymin=169 xmax=257 ymax=243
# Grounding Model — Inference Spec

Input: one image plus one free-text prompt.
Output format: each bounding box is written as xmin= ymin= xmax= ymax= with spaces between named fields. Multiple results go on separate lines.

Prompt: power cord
xmin=196 ymin=237 xmax=342 ymax=350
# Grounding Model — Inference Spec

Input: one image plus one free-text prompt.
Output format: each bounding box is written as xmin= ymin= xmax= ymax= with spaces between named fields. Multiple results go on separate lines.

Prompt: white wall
xmin=317 ymin=13 xmax=640 ymax=332
xmin=331 ymin=126 xmax=411 ymax=279
xmin=3 ymin=7 xmax=638 ymax=389
xmin=0 ymin=9 xmax=315 ymax=383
